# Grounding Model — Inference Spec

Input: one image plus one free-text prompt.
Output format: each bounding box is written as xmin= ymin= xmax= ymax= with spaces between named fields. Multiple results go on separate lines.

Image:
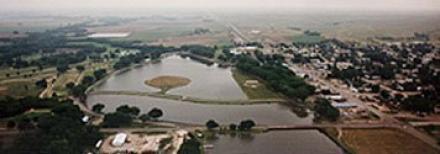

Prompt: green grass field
xmin=0 ymin=80 xmax=44 ymax=98
xmin=232 ymin=69 xmax=281 ymax=99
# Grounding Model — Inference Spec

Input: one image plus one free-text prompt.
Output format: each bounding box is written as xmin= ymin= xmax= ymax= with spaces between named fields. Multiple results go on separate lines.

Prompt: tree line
xmin=236 ymin=55 xmax=315 ymax=101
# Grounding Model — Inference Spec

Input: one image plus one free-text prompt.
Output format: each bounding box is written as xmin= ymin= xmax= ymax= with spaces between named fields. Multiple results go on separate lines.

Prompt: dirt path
xmin=38 ymin=76 xmax=56 ymax=98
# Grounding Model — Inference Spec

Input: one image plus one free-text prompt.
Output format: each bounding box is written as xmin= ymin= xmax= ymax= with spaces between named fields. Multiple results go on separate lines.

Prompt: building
xmin=331 ymin=102 xmax=358 ymax=109
xmin=112 ymin=133 xmax=127 ymax=147
xmin=323 ymin=95 xmax=346 ymax=102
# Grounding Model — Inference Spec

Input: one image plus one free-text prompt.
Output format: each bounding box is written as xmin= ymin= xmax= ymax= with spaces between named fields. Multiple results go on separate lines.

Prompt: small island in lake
xmin=145 ymin=75 xmax=191 ymax=93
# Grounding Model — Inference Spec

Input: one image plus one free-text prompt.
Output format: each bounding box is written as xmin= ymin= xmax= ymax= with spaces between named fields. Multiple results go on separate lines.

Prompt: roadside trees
xmin=238 ymin=120 xmax=256 ymax=131
xmin=93 ymin=69 xmax=107 ymax=80
xmin=102 ymin=112 xmax=132 ymax=128
xmin=229 ymin=123 xmax=237 ymax=131
xmin=56 ymin=64 xmax=69 ymax=74
xmin=139 ymin=114 xmax=151 ymax=122
xmin=206 ymin=120 xmax=219 ymax=130
xmin=92 ymin=103 xmax=105 ymax=113
xmin=116 ymin=105 xmax=140 ymax=117
xmin=148 ymin=108 xmax=163 ymax=120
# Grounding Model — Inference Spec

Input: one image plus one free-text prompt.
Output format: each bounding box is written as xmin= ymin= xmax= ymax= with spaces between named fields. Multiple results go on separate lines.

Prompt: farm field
xmin=86 ymin=17 xmax=232 ymax=46
xmin=339 ymin=128 xmax=438 ymax=154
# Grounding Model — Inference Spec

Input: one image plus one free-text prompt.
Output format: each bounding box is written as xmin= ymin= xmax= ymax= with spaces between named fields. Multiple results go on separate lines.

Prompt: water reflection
xmin=87 ymin=95 xmax=314 ymax=125
xmin=205 ymin=130 xmax=344 ymax=154
xmin=94 ymin=55 xmax=247 ymax=100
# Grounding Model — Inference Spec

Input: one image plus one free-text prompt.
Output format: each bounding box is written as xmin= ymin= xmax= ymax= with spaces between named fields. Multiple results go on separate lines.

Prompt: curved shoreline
xmin=84 ymin=52 xmax=272 ymax=106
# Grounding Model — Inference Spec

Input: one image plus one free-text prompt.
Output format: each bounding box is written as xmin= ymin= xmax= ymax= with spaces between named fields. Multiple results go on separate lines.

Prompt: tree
xmin=139 ymin=114 xmax=151 ymax=122
xmin=314 ymin=98 xmax=340 ymax=122
xmin=238 ymin=120 xmax=256 ymax=131
xmin=371 ymin=84 xmax=381 ymax=93
xmin=6 ymin=120 xmax=16 ymax=129
xmin=103 ymin=112 xmax=132 ymax=128
xmin=401 ymin=95 xmax=437 ymax=113
xmin=71 ymin=84 xmax=87 ymax=98
xmin=51 ymin=103 xmax=83 ymax=120
xmin=378 ymin=65 xmax=394 ymax=80
xmin=35 ymin=79 xmax=48 ymax=88
xmin=56 ymin=65 xmax=69 ymax=74
xmin=116 ymin=105 xmax=140 ymax=117
xmin=65 ymin=82 xmax=75 ymax=89
xmin=206 ymin=120 xmax=219 ymax=129
xmin=93 ymin=69 xmax=107 ymax=80
xmin=29 ymin=102 xmax=102 ymax=154
xmin=17 ymin=118 xmax=34 ymax=130
xmin=75 ymin=65 xmax=85 ymax=72
xmin=92 ymin=103 xmax=105 ymax=113
xmin=148 ymin=108 xmax=163 ymax=120
xmin=178 ymin=135 xmax=202 ymax=154
xmin=380 ymin=90 xmax=391 ymax=100
xmin=81 ymin=76 xmax=95 ymax=86
xmin=229 ymin=123 xmax=237 ymax=131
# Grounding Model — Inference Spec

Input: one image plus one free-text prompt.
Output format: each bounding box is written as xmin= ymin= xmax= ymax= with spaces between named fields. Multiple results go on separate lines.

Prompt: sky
xmin=1 ymin=0 xmax=439 ymax=12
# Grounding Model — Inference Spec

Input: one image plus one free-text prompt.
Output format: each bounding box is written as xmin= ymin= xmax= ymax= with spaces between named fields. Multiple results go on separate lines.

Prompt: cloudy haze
xmin=2 ymin=0 xmax=440 ymax=12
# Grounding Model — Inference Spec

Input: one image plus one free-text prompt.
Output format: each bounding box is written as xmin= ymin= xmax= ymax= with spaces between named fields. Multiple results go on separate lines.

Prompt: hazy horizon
xmin=2 ymin=0 xmax=440 ymax=13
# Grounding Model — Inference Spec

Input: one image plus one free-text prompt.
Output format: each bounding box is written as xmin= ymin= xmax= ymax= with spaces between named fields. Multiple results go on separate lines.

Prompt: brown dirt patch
xmin=340 ymin=128 xmax=438 ymax=154
xmin=145 ymin=75 xmax=191 ymax=93
xmin=0 ymin=86 xmax=7 ymax=95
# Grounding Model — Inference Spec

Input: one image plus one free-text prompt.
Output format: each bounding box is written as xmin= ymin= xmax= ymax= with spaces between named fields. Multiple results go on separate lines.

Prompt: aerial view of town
xmin=0 ymin=0 xmax=439 ymax=154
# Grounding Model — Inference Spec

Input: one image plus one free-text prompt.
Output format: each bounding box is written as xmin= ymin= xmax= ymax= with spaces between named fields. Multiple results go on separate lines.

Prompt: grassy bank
xmin=0 ymin=80 xmax=44 ymax=98
xmin=145 ymin=75 xmax=191 ymax=93
xmin=232 ymin=69 xmax=281 ymax=99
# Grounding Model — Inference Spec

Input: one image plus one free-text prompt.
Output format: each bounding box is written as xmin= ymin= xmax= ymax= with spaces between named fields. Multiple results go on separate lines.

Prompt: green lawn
xmin=9 ymin=109 xmax=51 ymax=121
xmin=232 ymin=69 xmax=281 ymax=99
xmin=0 ymin=80 xmax=44 ymax=98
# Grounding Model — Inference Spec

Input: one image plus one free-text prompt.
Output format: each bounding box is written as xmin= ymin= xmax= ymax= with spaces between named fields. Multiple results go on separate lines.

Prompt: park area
xmin=232 ymin=69 xmax=281 ymax=99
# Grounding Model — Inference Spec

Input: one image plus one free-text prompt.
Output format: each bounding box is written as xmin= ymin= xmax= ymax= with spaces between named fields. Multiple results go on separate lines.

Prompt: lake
xmin=205 ymin=130 xmax=344 ymax=154
xmin=87 ymin=95 xmax=313 ymax=125
xmin=87 ymin=54 xmax=343 ymax=153
xmin=94 ymin=55 xmax=247 ymax=100
xmin=87 ymin=32 xmax=131 ymax=38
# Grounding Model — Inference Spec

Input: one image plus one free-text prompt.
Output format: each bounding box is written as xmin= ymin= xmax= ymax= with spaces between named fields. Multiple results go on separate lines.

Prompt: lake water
xmin=87 ymin=32 xmax=131 ymax=38
xmin=205 ymin=130 xmax=344 ymax=154
xmin=94 ymin=55 xmax=247 ymax=100
xmin=87 ymin=95 xmax=313 ymax=125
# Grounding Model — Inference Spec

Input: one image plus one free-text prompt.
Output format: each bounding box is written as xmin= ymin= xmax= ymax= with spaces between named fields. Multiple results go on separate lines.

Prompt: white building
xmin=112 ymin=133 xmax=127 ymax=147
